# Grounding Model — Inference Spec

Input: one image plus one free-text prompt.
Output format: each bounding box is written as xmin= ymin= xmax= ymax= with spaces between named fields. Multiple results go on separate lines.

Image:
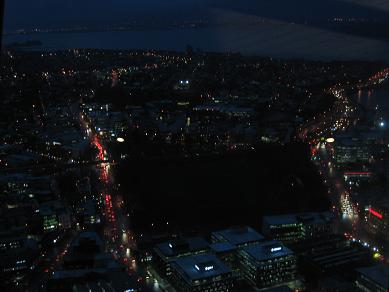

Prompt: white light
xmin=195 ymin=264 xmax=214 ymax=271
xmin=205 ymin=265 xmax=214 ymax=271
xmin=270 ymin=247 xmax=282 ymax=252
xmin=380 ymin=121 xmax=385 ymax=127
xmin=116 ymin=137 xmax=125 ymax=143
xmin=326 ymin=138 xmax=335 ymax=143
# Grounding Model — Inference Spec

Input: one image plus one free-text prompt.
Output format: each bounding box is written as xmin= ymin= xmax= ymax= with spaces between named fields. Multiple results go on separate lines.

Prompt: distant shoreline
xmin=4 ymin=26 xmax=389 ymax=62
xmin=5 ymin=18 xmax=389 ymax=40
xmin=6 ymin=40 xmax=42 ymax=49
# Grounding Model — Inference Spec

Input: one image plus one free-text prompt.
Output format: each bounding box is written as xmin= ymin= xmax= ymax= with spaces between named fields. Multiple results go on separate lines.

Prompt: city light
xmin=4 ymin=16 xmax=389 ymax=290
xmin=369 ymin=208 xmax=383 ymax=219
xmin=326 ymin=137 xmax=335 ymax=143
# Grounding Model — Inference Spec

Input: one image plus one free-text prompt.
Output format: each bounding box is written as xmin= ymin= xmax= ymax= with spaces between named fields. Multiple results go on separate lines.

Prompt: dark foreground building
xmin=355 ymin=264 xmax=389 ymax=292
xmin=262 ymin=212 xmax=334 ymax=244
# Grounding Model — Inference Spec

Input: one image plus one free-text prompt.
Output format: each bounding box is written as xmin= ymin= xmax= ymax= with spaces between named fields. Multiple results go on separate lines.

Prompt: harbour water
xmin=5 ymin=22 xmax=389 ymax=62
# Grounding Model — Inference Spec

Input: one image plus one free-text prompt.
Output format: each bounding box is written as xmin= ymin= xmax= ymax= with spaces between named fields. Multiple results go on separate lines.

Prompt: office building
xmin=262 ymin=212 xmax=334 ymax=244
xmin=211 ymin=226 xmax=264 ymax=247
xmin=333 ymin=136 xmax=371 ymax=165
xmin=239 ymin=241 xmax=296 ymax=289
xmin=210 ymin=242 xmax=238 ymax=276
xmin=356 ymin=264 xmax=389 ymax=292
xmin=364 ymin=202 xmax=389 ymax=243
xmin=170 ymin=253 xmax=235 ymax=292
xmin=153 ymin=237 xmax=209 ymax=278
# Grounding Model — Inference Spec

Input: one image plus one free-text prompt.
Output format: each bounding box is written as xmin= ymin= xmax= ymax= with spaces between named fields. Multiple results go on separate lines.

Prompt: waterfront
xmin=5 ymin=21 xmax=389 ymax=61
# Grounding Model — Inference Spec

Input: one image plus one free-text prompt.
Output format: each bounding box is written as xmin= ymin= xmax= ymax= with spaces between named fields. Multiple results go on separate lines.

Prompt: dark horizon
xmin=5 ymin=0 xmax=389 ymax=30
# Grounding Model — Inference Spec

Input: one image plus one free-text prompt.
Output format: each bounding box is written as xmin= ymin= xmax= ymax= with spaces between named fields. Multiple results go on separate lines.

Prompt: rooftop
xmin=52 ymin=268 xmax=107 ymax=280
xmin=172 ymin=253 xmax=232 ymax=282
xmin=212 ymin=226 xmax=264 ymax=246
xmin=209 ymin=242 xmax=236 ymax=254
xmin=71 ymin=231 xmax=104 ymax=251
xmin=263 ymin=211 xmax=334 ymax=226
xmin=155 ymin=236 xmax=209 ymax=258
xmin=357 ymin=264 xmax=389 ymax=289
xmin=242 ymin=240 xmax=293 ymax=262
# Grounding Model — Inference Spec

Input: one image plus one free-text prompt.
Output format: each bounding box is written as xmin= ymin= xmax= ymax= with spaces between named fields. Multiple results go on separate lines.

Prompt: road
xmin=81 ymin=111 xmax=162 ymax=291
xmin=300 ymin=68 xmax=389 ymax=259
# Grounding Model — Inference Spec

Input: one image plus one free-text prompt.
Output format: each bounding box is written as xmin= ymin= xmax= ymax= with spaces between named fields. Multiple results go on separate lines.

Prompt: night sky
xmin=5 ymin=0 xmax=389 ymax=30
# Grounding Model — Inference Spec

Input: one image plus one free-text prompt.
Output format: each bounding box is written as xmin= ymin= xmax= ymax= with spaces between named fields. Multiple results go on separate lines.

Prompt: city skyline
xmin=1 ymin=2 xmax=389 ymax=292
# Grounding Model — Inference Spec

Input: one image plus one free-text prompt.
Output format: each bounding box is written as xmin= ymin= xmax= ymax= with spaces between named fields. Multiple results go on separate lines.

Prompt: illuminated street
xmin=303 ymin=68 xmax=389 ymax=262
xmin=2 ymin=4 xmax=389 ymax=288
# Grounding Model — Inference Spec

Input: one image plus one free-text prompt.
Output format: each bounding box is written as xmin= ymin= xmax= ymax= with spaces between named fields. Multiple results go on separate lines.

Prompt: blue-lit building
xmin=239 ymin=241 xmax=297 ymax=289
xmin=211 ymin=226 xmax=265 ymax=279
xmin=170 ymin=253 xmax=235 ymax=291
xmin=152 ymin=237 xmax=209 ymax=278
xmin=356 ymin=264 xmax=389 ymax=292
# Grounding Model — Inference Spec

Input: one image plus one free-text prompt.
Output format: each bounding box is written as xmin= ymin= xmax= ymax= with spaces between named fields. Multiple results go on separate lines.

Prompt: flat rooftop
xmin=71 ymin=231 xmax=104 ymax=250
xmin=155 ymin=236 xmax=209 ymax=257
xmin=172 ymin=253 xmax=232 ymax=282
xmin=242 ymin=240 xmax=293 ymax=262
xmin=263 ymin=211 xmax=334 ymax=226
xmin=357 ymin=264 xmax=389 ymax=289
xmin=212 ymin=226 xmax=264 ymax=246
xmin=209 ymin=242 xmax=236 ymax=254
xmin=52 ymin=268 xmax=106 ymax=280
